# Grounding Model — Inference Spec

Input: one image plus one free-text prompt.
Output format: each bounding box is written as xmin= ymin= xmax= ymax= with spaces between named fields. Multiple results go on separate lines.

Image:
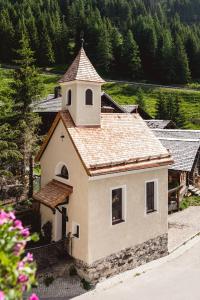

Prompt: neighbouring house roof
xmin=33 ymin=179 xmax=73 ymax=209
xmin=34 ymin=95 xmax=62 ymax=113
xmin=153 ymin=129 xmax=200 ymax=140
xmin=36 ymin=111 xmax=173 ymax=176
xmin=145 ymin=120 xmax=176 ymax=129
xmin=153 ymin=129 xmax=200 ymax=172
xmin=59 ymin=47 xmax=105 ymax=84
xmin=34 ymin=92 xmax=124 ymax=113
xmin=121 ymin=104 xmax=152 ymax=120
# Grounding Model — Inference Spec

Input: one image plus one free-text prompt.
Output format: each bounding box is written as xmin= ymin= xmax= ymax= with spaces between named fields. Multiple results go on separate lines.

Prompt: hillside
xmin=1 ymin=0 xmax=200 ymax=84
xmin=1 ymin=67 xmax=199 ymax=129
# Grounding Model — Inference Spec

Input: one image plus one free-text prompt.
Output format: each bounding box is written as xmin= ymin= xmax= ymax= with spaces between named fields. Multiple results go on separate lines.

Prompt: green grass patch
xmin=1 ymin=67 xmax=200 ymax=129
xmin=180 ymin=196 xmax=200 ymax=210
xmin=103 ymin=82 xmax=200 ymax=129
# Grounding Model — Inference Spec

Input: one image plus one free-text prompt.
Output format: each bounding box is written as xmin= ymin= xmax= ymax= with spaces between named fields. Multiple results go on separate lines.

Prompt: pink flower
xmin=0 ymin=291 xmax=5 ymax=300
xmin=29 ymin=294 xmax=39 ymax=300
xmin=0 ymin=211 xmax=8 ymax=225
xmin=14 ymin=220 xmax=23 ymax=230
xmin=21 ymin=228 xmax=30 ymax=237
xmin=13 ymin=242 xmax=25 ymax=255
xmin=18 ymin=261 xmax=25 ymax=270
xmin=24 ymin=252 xmax=33 ymax=262
xmin=8 ymin=212 xmax=16 ymax=220
xmin=18 ymin=274 xmax=28 ymax=283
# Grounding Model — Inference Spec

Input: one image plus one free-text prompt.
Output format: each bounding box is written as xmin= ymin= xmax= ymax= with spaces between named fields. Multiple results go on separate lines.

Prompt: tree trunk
xmin=28 ymin=155 xmax=34 ymax=198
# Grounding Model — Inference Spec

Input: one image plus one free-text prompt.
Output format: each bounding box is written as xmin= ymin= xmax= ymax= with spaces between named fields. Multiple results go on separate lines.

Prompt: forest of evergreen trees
xmin=1 ymin=0 xmax=200 ymax=83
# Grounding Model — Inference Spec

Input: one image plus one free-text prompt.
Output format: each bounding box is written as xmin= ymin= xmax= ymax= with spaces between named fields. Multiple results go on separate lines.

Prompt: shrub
xmin=81 ymin=278 xmax=92 ymax=290
xmin=180 ymin=198 xmax=190 ymax=210
xmin=42 ymin=221 xmax=52 ymax=243
xmin=43 ymin=276 xmax=54 ymax=287
xmin=69 ymin=265 xmax=77 ymax=276
xmin=0 ymin=208 xmax=39 ymax=300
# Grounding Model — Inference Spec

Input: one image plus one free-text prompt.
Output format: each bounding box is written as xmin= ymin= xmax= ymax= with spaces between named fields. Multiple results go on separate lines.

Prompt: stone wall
xmin=74 ymin=233 xmax=168 ymax=283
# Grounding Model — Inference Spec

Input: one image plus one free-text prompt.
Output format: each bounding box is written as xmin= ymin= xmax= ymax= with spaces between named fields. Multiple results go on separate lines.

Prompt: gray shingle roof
xmin=34 ymin=95 xmax=62 ymax=112
xmin=153 ymin=129 xmax=200 ymax=140
xmin=153 ymin=129 xmax=200 ymax=172
xmin=121 ymin=105 xmax=138 ymax=113
xmin=145 ymin=120 xmax=175 ymax=129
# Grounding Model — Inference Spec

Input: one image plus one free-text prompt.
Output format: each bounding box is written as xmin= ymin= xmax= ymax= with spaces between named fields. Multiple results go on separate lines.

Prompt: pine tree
xmin=97 ymin=23 xmax=113 ymax=73
xmin=136 ymin=88 xmax=146 ymax=110
xmin=155 ymin=93 xmax=167 ymax=119
xmin=0 ymin=96 xmax=21 ymax=180
xmin=11 ymin=34 xmax=43 ymax=197
xmin=122 ymin=30 xmax=141 ymax=79
xmin=174 ymin=96 xmax=186 ymax=128
xmin=173 ymin=35 xmax=191 ymax=84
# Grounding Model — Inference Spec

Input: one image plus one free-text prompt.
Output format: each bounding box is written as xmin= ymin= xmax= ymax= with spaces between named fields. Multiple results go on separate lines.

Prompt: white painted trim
xmin=54 ymin=161 xmax=69 ymax=184
xmin=110 ymin=185 xmax=127 ymax=226
xmin=144 ymin=179 xmax=159 ymax=216
xmin=72 ymin=221 xmax=80 ymax=239
xmin=88 ymin=166 xmax=167 ymax=181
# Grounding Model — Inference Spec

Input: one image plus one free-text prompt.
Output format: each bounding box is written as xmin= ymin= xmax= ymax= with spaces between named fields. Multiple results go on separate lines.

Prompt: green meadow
xmin=1 ymin=68 xmax=200 ymax=129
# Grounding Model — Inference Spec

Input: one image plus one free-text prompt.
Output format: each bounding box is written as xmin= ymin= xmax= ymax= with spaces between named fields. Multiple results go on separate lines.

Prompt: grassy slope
xmin=1 ymin=68 xmax=200 ymax=129
xmin=104 ymin=82 xmax=200 ymax=129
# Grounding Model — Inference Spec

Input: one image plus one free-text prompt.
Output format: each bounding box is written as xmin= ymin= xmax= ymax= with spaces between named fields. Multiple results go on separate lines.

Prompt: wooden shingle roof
xmin=33 ymin=180 xmax=73 ymax=209
xmin=59 ymin=47 xmax=105 ymax=84
xmin=36 ymin=111 xmax=173 ymax=176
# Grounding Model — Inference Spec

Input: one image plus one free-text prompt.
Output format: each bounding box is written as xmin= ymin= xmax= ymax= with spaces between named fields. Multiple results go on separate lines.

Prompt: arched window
xmin=57 ymin=165 xmax=69 ymax=179
xmin=85 ymin=89 xmax=93 ymax=105
xmin=67 ymin=89 xmax=71 ymax=106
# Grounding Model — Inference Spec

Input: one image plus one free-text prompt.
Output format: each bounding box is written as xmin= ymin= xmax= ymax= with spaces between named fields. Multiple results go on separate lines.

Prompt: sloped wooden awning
xmin=33 ymin=179 xmax=73 ymax=210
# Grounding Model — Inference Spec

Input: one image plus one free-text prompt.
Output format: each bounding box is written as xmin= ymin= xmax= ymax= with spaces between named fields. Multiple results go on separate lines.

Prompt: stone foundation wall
xmin=74 ymin=233 xmax=168 ymax=282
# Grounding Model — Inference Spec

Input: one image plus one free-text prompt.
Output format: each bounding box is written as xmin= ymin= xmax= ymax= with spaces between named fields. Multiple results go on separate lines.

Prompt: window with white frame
xmin=111 ymin=186 xmax=126 ymax=225
xmin=146 ymin=180 xmax=157 ymax=214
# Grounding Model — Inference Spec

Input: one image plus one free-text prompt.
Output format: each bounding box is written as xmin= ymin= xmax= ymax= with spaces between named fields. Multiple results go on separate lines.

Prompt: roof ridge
xmin=158 ymin=137 xmax=200 ymax=142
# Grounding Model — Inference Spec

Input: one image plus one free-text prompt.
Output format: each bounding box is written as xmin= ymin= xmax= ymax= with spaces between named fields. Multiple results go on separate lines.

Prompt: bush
xmin=69 ymin=265 xmax=77 ymax=276
xmin=179 ymin=198 xmax=190 ymax=210
xmin=0 ymin=208 xmax=39 ymax=300
xmin=42 ymin=221 xmax=52 ymax=243
xmin=81 ymin=278 xmax=92 ymax=290
xmin=43 ymin=276 xmax=54 ymax=287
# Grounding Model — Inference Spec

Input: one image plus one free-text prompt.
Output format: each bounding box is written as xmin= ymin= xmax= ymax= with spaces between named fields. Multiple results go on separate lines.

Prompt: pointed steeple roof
xmin=59 ymin=47 xmax=105 ymax=84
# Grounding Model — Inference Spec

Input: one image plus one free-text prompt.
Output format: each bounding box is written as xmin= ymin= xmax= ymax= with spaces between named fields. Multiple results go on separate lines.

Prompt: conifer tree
xmin=0 ymin=96 xmax=21 ymax=180
xmin=11 ymin=34 xmax=43 ymax=197
xmin=136 ymin=88 xmax=146 ymax=110
xmin=173 ymin=35 xmax=191 ymax=84
xmin=155 ymin=93 xmax=167 ymax=119
xmin=122 ymin=30 xmax=141 ymax=79
xmin=97 ymin=23 xmax=113 ymax=73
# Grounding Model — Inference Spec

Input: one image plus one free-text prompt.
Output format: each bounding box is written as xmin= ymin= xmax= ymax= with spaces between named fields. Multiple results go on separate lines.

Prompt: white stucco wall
xmin=40 ymin=120 xmax=89 ymax=261
xmin=60 ymin=81 xmax=102 ymax=126
xmin=87 ymin=167 xmax=168 ymax=264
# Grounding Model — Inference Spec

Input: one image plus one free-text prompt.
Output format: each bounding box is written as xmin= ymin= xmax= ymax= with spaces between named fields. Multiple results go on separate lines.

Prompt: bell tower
xmin=59 ymin=46 xmax=105 ymax=127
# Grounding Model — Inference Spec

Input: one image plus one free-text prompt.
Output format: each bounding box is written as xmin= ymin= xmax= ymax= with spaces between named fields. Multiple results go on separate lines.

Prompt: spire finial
xmin=81 ymin=37 xmax=84 ymax=48
xmin=80 ymin=31 xmax=84 ymax=48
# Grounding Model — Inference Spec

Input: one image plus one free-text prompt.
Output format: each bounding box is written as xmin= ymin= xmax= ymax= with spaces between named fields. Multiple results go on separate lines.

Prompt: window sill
xmin=112 ymin=219 xmax=125 ymax=226
xmin=146 ymin=210 xmax=158 ymax=215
